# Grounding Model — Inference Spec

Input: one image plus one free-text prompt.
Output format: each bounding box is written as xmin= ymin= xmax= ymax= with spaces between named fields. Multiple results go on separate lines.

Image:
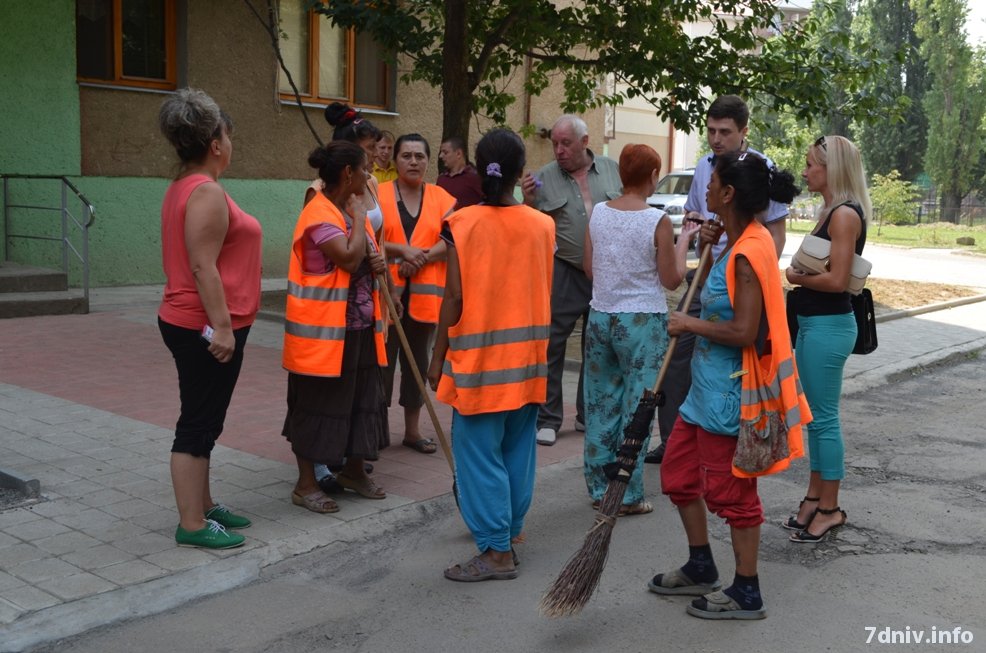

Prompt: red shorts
xmin=660 ymin=417 xmax=764 ymax=529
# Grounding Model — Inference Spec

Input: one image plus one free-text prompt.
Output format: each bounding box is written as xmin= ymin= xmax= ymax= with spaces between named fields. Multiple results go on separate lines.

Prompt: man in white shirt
xmin=645 ymin=95 xmax=788 ymax=463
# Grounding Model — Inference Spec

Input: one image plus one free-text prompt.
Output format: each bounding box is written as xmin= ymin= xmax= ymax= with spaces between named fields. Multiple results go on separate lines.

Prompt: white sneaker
xmin=536 ymin=427 xmax=557 ymax=446
xmin=574 ymin=418 xmax=585 ymax=432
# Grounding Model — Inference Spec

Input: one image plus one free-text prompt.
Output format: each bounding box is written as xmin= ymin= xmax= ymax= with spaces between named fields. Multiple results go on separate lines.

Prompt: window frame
xmin=76 ymin=0 xmax=178 ymax=91
xmin=278 ymin=6 xmax=393 ymax=111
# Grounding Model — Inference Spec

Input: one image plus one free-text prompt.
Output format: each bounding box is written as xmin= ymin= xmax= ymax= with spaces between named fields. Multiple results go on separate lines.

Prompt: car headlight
xmin=664 ymin=205 xmax=685 ymax=215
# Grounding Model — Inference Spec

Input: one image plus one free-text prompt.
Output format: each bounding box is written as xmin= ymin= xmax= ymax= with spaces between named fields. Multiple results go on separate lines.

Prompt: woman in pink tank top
xmin=157 ymin=89 xmax=262 ymax=550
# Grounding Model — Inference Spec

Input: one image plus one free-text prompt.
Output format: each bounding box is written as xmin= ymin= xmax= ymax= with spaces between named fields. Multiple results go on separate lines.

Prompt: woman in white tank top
xmin=580 ymin=144 xmax=699 ymax=515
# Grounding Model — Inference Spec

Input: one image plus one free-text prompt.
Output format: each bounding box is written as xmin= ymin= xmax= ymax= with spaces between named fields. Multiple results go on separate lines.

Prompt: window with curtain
xmin=278 ymin=0 xmax=393 ymax=110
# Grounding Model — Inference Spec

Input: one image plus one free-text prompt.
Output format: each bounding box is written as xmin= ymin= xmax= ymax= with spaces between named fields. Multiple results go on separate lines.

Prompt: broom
xmin=539 ymin=241 xmax=713 ymax=618
xmin=375 ymin=270 xmax=455 ymax=473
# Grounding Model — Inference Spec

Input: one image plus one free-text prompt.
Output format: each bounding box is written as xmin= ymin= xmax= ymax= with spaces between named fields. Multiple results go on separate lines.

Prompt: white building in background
xmin=608 ymin=1 xmax=812 ymax=171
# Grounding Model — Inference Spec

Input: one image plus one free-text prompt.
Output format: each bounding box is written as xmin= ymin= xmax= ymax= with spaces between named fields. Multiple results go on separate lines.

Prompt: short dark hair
xmin=475 ymin=129 xmax=525 ymax=206
xmin=394 ymin=133 xmax=431 ymax=159
xmin=442 ymin=136 xmax=466 ymax=153
xmin=707 ymin=95 xmax=750 ymax=130
xmin=714 ymin=151 xmax=799 ymax=223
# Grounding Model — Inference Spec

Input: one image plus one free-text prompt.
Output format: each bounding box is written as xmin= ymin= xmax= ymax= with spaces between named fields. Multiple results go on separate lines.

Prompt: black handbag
xmin=851 ymin=288 xmax=878 ymax=355
xmin=787 ymin=286 xmax=877 ymax=355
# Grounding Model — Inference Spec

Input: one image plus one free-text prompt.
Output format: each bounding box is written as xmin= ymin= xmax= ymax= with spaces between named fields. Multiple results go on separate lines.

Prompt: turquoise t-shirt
xmin=678 ymin=253 xmax=742 ymax=436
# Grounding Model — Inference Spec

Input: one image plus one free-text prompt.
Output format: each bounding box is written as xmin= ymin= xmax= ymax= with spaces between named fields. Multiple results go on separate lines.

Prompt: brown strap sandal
xmin=291 ymin=490 xmax=339 ymax=514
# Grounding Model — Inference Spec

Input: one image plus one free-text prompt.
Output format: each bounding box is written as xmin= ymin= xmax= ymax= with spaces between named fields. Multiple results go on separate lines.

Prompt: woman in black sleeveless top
xmin=784 ymin=135 xmax=870 ymax=543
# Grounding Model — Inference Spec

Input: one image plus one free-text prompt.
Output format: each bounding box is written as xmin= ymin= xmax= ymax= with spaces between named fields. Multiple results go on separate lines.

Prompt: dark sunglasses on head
xmin=815 ymin=135 xmax=827 ymax=150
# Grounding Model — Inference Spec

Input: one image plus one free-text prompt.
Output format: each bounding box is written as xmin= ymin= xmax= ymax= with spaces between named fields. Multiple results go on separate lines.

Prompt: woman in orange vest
xmin=427 ymin=129 xmax=555 ymax=582
xmin=649 ymin=151 xmax=809 ymax=619
xmin=282 ymin=141 xmax=390 ymax=513
xmin=379 ymin=134 xmax=457 ymax=454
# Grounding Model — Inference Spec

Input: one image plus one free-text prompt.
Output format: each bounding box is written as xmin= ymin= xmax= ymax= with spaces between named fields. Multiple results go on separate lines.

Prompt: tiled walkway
xmin=2 ymin=283 xmax=985 ymax=651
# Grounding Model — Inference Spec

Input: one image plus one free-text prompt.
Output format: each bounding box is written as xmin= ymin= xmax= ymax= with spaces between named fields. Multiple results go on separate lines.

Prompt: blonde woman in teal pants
xmin=784 ymin=135 xmax=870 ymax=543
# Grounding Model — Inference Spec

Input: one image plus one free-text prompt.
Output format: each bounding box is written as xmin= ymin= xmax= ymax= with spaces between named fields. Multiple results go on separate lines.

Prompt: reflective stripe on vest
xmin=449 ymin=325 xmax=551 ymax=352
xmin=443 ymin=360 xmax=548 ymax=389
xmin=287 ymin=280 xmax=349 ymax=302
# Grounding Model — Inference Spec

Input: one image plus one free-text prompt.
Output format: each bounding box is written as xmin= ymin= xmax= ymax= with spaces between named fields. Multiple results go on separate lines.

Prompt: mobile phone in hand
xmin=201 ymin=325 xmax=214 ymax=343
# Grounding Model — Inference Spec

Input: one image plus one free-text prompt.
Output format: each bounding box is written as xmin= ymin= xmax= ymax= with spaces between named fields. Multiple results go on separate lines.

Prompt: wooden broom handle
xmin=649 ymin=241 xmax=713 ymax=395
xmin=376 ymin=272 xmax=455 ymax=472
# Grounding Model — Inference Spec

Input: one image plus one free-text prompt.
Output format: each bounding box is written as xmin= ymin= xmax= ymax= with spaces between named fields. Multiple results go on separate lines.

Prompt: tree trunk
xmin=942 ymin=191 xmax=962 ymax=224
xmin=442 ymin=0 xmax=472 ymax=152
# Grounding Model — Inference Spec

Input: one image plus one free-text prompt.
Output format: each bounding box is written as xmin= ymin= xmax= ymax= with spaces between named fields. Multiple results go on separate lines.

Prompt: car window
xmin=655 ymin=174 xmax=693 ymax=195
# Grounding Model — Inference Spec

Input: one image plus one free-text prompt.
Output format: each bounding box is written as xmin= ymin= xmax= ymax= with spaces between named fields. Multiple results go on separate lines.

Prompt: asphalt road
xmin=37 ymin=358 xmax=986 ymax=653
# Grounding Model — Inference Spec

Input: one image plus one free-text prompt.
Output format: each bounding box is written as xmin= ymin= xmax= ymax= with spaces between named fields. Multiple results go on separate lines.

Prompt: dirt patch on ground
xmin=860 ymin=278 xmax=984 ymax=313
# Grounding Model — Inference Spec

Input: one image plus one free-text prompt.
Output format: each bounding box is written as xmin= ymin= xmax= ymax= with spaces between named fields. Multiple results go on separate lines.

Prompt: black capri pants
xmin=159 ymin=317 xmax=251 ymax=458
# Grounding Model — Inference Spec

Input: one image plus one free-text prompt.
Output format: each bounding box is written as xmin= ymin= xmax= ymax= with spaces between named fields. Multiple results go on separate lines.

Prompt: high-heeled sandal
xmin=782 ymin=496 xmax=820 ymax=531
xmin=789 ymin=506 xmax=847 ymax=543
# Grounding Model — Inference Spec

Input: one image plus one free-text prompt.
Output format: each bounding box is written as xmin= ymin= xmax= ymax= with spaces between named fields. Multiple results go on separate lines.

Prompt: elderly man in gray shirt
xmin=521 ymin=115 xmax=622 ymax=446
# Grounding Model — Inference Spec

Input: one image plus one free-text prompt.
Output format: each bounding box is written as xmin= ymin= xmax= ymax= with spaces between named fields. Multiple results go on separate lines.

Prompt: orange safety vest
xmin=437 ymin=205 xmax=556 ymax=415
xmin=378 ymin=181 xmax=457 ymax=323
xmin=726 ymin=221 xmax=812 ymax=478
xmin=282 ymin=192 xmax=387 ymax=377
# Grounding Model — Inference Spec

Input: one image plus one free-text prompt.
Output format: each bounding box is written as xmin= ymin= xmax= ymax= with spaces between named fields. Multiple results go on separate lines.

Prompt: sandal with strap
xmin=686 ymin=590 xmax=767 ymax=620
xmin=402 ymin=437 xmax=437 ymax=454
xmin=444 ymin=555 xmax=517 ymax=582
xmin=782 ymin=495 xmax=820 ymax=531
xmin=336 ymin=472 xmax=386 ymax=500
xmin=617 ymin=501 xmax=653 ymax=516
xmin=291 ymin=490 xmax=339 ymax=514
xmin=789 ymin=506 xmax=847 ymax=543
xmin=648 ymin=567 xmax=722 ymax=596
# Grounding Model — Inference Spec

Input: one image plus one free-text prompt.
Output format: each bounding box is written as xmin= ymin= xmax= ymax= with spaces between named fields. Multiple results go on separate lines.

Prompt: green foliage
xmin=914 ymin=0 xmax=986 ymax=221
xmin=870 ymin=170 xmax=921 ymax=224
xmin=309 ymin=0 xmax=898 ymax=147
xmin=853 ymin=0 xmax=928 ymax=179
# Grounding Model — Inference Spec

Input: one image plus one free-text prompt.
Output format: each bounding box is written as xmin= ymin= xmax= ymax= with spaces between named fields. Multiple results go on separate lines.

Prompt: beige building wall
xmin=79 ymin=0 xmax=607 ymax=181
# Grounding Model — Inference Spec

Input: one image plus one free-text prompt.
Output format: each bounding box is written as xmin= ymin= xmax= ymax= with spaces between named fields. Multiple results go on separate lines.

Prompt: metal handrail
xmin=2 ymin=174 xmax=95 ymax=302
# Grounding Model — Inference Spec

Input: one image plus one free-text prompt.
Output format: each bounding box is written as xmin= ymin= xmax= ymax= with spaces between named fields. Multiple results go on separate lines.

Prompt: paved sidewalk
xmin=1 ymin=282 xmax=985 ymax=651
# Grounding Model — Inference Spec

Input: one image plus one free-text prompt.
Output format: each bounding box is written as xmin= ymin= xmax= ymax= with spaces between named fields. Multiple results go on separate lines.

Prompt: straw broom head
xmin=539 ymin=393 xmax=658 ymax=617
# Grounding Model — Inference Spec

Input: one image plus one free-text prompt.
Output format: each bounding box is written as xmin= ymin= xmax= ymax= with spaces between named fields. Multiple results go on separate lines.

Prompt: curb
xmin=842 ymin=337 xmax=986 ymax=396
xmin=0 ymin=467 xmax=39 ymax=499
xmin=0 ymin=497 xmax=455 ymax=652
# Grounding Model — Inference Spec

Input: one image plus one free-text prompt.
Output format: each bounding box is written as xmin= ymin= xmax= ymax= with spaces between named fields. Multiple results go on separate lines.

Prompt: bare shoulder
xmin=829 ymin=204 xmax=863 ymax=237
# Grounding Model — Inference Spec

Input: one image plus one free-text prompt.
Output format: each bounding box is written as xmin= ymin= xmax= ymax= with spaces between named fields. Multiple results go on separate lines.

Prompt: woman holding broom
xmin=427 ymin=129 xmax=555 ymax=582
xmin=648 ymin=151 xmax=808 ymax=619
xmin=282 ymin=141 xmax=390 ymax=512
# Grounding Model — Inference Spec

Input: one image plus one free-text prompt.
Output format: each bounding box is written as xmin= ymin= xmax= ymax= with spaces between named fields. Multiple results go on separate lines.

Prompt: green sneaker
xmin=205 ymin=503 xmax=252 ymax=529
xmin=176 ymin=519 xmax=245 ymax=549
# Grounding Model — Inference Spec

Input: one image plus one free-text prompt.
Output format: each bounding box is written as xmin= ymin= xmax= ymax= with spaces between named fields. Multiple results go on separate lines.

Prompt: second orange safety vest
xmin=282 ymin=192 xmax=387 ymax=377
xmin=378 ymin=181 xmax=456 ymax=324
xmin=726 ymin=220 xmax=812 ymax=477
xmin=436 ymin=204 xmax=555 ymax=415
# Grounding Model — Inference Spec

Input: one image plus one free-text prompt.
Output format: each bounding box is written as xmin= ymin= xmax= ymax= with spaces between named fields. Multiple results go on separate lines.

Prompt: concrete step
xmin=0 ymin=290 xmax=88 ymax=318
xmin=0 ymin=262 xmax=68 ymax=293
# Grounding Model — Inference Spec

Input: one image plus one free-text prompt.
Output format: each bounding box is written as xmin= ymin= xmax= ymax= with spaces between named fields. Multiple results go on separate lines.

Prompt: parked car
xmin=646 ymin=169 xmax=694 ymax=242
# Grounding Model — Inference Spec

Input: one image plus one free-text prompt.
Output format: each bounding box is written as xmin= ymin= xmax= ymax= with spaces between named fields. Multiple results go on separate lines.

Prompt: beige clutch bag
xmin=791 ymin=235 xmax=872 ymax=295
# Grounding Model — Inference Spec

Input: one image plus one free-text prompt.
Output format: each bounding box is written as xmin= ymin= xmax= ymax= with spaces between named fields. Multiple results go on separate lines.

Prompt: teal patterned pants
xmin=582 ymin=309 xmax=669 ymax=505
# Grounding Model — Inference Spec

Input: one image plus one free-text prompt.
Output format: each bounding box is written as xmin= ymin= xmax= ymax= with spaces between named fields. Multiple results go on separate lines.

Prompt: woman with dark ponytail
xmin=648 ymin=151 xmax=811 ymax=620
xmin=427 ymin=129 xmax=555 ymax=581
xmin=281 ymin=141 xmax=391 ymax=513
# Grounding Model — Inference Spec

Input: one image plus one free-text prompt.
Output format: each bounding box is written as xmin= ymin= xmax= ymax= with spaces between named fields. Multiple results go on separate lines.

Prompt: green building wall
xmin=0 ymin=0 xmax=81 ymax=176
xmin=0 ymin=1 xmax=313 ymax=287
xmin=63 ymin=177 xmax=302 ymax=286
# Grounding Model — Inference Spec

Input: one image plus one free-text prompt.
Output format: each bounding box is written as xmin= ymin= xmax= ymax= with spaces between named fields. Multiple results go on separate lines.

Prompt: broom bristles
xmin=539 ymin=481 xmax=628 ymax=617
